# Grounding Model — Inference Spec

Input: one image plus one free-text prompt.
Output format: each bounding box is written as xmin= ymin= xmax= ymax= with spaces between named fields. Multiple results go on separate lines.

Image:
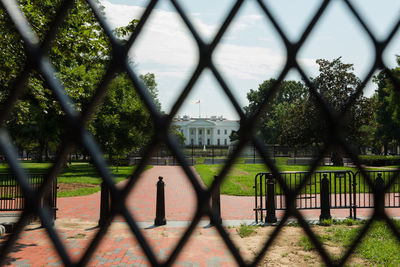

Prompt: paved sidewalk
xmin=3 ymin=221 xmax=239 ymax=266
xmin=57 ymin=166 xmax=255 ymax=223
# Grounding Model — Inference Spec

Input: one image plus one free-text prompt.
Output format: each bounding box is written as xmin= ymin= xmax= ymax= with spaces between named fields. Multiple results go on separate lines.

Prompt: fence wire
xmin=0 ymin=0 xmax=399 ymax=266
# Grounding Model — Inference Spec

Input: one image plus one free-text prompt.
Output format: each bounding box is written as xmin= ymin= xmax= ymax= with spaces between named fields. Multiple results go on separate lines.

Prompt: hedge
xmin=359 ymin=155 xmax=400 ymax=166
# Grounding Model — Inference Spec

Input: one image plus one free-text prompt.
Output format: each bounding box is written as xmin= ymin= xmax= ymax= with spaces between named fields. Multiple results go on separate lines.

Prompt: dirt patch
xmin=230 ymin=226 xmax=369 ymax=266
xmin=57 ymin=183 xmax=98 ymax=192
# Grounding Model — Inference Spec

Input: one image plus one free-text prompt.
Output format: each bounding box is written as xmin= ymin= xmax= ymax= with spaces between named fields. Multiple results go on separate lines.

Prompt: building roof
xmin=173 ymin=116 xmax=239 ymax=127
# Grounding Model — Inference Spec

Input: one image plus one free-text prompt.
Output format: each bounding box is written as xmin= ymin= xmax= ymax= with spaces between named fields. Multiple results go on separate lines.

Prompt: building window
xmin=217 ymin=139 xmax=220 ymax=145
xmin=217 ymin=129 xmax=220 ymax=135
xmin=207 ymin=129 xmax=210 ymax=135
xmin=199 ymin=129 xmax=202 ymax=135
xmin=191 ymin=139 xmax=194 ymax=145
xmin=190 ymin=128 xmax=195 ymax=135
xmin=224 ymin=139 xmax=227 ymax=145
xmin=207 ymin=139 xmax=210 ymax=145
xmin=224 ymin=129 xmax=227 ymax=135
xmin=199 ymin=139 xmax=202 ymax=145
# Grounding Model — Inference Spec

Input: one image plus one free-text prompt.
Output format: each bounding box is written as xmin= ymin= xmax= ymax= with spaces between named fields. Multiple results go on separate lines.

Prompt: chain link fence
xmin=0 ymin=0 xmax=399 ymax=266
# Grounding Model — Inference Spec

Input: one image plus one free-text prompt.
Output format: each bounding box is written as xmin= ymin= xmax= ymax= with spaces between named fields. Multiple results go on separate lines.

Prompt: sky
xmin=99 ymin=0 xmax=400 ymax=119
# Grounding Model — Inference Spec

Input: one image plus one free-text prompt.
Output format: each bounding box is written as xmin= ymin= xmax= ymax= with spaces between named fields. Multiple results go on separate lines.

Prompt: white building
xmin=173 ymin=115 xmax=240 ymax=146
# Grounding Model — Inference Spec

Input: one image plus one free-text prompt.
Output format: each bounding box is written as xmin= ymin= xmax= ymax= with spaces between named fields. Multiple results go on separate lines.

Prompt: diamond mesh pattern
xmin=0 ymin=0 xmax=399 ymax=266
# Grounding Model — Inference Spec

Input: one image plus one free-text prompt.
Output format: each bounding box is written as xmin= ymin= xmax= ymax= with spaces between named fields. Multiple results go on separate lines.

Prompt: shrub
xmin=359 ymin=155 xmax=400 ymax=166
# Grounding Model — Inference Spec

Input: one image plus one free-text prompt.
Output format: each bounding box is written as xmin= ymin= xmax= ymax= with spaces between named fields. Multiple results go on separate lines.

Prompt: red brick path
xmin=57 ymin=166 xmax=255 ymax=223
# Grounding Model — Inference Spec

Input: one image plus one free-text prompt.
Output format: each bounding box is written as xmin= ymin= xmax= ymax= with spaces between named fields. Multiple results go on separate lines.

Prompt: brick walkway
xmin=57 ymin=166 xmax=255 ymax=223
xmin=3 ymin=166 xmax=400 ymax=266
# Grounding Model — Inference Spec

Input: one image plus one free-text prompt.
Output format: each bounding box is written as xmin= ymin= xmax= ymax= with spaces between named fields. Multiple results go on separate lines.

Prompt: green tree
xmin=374 ymin=57 xmax=400 ymax=154
xmin=170 ymin=125 xmax=185 ymax=147
xmin=245 ymin=58 xmax=375 ymax=165
xmin=245 ymin=79 xmax=308 ymax=144
xmin=311 ymin=57 xmax=373 ymax=165
xmin=1 ymin=1 xmax=157 ymax=161
xmin=90 ymin=74 xmax=155 ymax=163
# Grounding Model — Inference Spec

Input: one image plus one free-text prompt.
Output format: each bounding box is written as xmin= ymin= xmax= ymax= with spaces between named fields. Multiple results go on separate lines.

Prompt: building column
xmin=203 ymin=128 xmax=206 ymax=146
xmin=195 ymin=127 xmax=198 ymax=145
xmin=185 ymin=127 xmax=190 ymax=145
xmin=210 ymin=128 xmax=215 ymax=145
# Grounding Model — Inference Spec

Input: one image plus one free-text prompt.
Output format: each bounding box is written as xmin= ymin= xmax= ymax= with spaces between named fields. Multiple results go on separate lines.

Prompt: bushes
xmin=359 ymin=155 xmax=400 ymax=166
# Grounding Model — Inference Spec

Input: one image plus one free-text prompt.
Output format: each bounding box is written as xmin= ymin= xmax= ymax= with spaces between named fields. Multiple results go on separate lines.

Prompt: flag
xmin=195 ymin=100 xmax=200 ymax=104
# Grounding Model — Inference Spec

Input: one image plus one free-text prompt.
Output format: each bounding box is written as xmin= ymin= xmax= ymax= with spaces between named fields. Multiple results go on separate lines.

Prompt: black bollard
xmin=374 ymin=172 xmax=385 ymax=218
xmin=154 ymin=176 xmax=166 ymax=226
xmin=320 ymin=173 xmax=331 ymax=221
xmin=210 ymin=176 xmax=222 ymax=225
xmin=265 ymin=174 xmax=277 ymax=223
xmin=99 ymin=181 xmax=110 ymax=226
xmin=41 ymin=179 xmax=56 ymax=227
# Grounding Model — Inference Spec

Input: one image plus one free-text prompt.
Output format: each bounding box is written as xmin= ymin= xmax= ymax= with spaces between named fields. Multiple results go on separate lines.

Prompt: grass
xmin=236 ymin=223 xmax=258 ymax=238
xmin=194 ymin=163 xmax=396 ymax=196
xmin=298 ymin=221 xmax=400 ymax=266
xmin=0 ymin=162 xmax=146 ymax=197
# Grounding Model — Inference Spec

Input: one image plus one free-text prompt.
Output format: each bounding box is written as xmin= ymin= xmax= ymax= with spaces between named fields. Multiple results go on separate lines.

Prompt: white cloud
xmin=100 ymin=0 xmax=142 ymax=28
xmin=214 ymin=44 xmax=285 ymax=80
xmin=100 ymin=0 xmax=317 ymax=115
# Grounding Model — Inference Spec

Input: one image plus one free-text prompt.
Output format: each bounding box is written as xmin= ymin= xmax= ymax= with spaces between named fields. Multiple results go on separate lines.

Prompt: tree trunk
xmin=38 ymin=140 xmax=44 ymax=163
xmin=383 ymin=143 xmax=388 ymax=155
xmin=109 ymin=153 xmax=113 ymax=164
xmin=331 ymin=147 xmax=344 ymax=166
xmin=45 ymin=141 xmax=49 ymax=162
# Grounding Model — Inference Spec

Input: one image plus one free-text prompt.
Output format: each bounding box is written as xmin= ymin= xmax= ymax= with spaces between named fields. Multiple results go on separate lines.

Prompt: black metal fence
xmin=255 ymin=170 xmax=400 ymax=223
xmin=0 ymin=0 xmax=400 ymax=266
xmin=0 ymin=174 xmax=57 ymax=218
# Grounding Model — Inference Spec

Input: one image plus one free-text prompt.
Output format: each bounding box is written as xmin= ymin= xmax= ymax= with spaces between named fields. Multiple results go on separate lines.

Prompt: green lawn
xmin=299 ymin=220 xmax=400 ymax=266
xmin=0 ymin=162 xmax=142 ymax=197
xmin=194 ymin=163 xmax=397 ymax=196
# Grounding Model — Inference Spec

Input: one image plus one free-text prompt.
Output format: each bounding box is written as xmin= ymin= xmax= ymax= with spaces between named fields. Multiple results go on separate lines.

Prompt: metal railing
xmin=0 ymin=174 xmax=57 ymax=218
xmin=254 ymin=171 xmax=355 ymax=222
xmin=255 ymin=170 xmax=400 ymax=224
xmin=0 ymin=0 xmax=399 ymax=266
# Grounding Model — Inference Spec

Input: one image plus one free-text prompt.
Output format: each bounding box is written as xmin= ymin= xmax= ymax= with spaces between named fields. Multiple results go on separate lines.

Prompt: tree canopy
xmin=373 ymin=57 xmax=400 ymax=154
xmin=245 ymin=57 xmax=376 ymax=165
xmin=1 ymin=0 xmax=159 ymax=162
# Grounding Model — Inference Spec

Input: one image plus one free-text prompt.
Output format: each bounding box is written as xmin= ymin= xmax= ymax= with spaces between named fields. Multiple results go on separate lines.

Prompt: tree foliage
xmin=1 ymin=1 xmax=159 ymax=162
xmin=246 ymin=58 xmax=375 ymax=165
xmin=373 ymin=56 xmax=400 ymax=154
xmin=245 ymin=79 xmax=308 ymax=144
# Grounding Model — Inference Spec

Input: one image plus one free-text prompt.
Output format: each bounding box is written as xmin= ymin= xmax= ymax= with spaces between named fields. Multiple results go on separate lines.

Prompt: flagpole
xmin=195 ymin=100 xmax=201 ymax=118
xmin=199 ymin=101 xmax=200 ymax=118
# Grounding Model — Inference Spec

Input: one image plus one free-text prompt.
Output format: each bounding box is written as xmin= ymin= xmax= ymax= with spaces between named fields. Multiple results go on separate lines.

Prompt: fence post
xmin=351 ymin=172 xmax=357 ymax=219
xmin=99 ymin=181 xmax=110 ymax=226
xmin=210 ymin=175 xmax=222 ymax=225
xmin=320 ymin=173 xmax=331 ymax=221
xmin=192 ymin=144 xmax=194 ymax=165
xmin=374 ymin=172 xmax=385 ymax=217
xmin=253 ymin=144 xmax=256 ymax=164
xmin=40 ymin=190 xmax=54 ymax=227
xmin=47 ymin=179 xmax=56 ymax=223
xmin=155 ymin=176 xmax=166 ymax=226
xmin=266 ymin=174 xmax=277 ymax=223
